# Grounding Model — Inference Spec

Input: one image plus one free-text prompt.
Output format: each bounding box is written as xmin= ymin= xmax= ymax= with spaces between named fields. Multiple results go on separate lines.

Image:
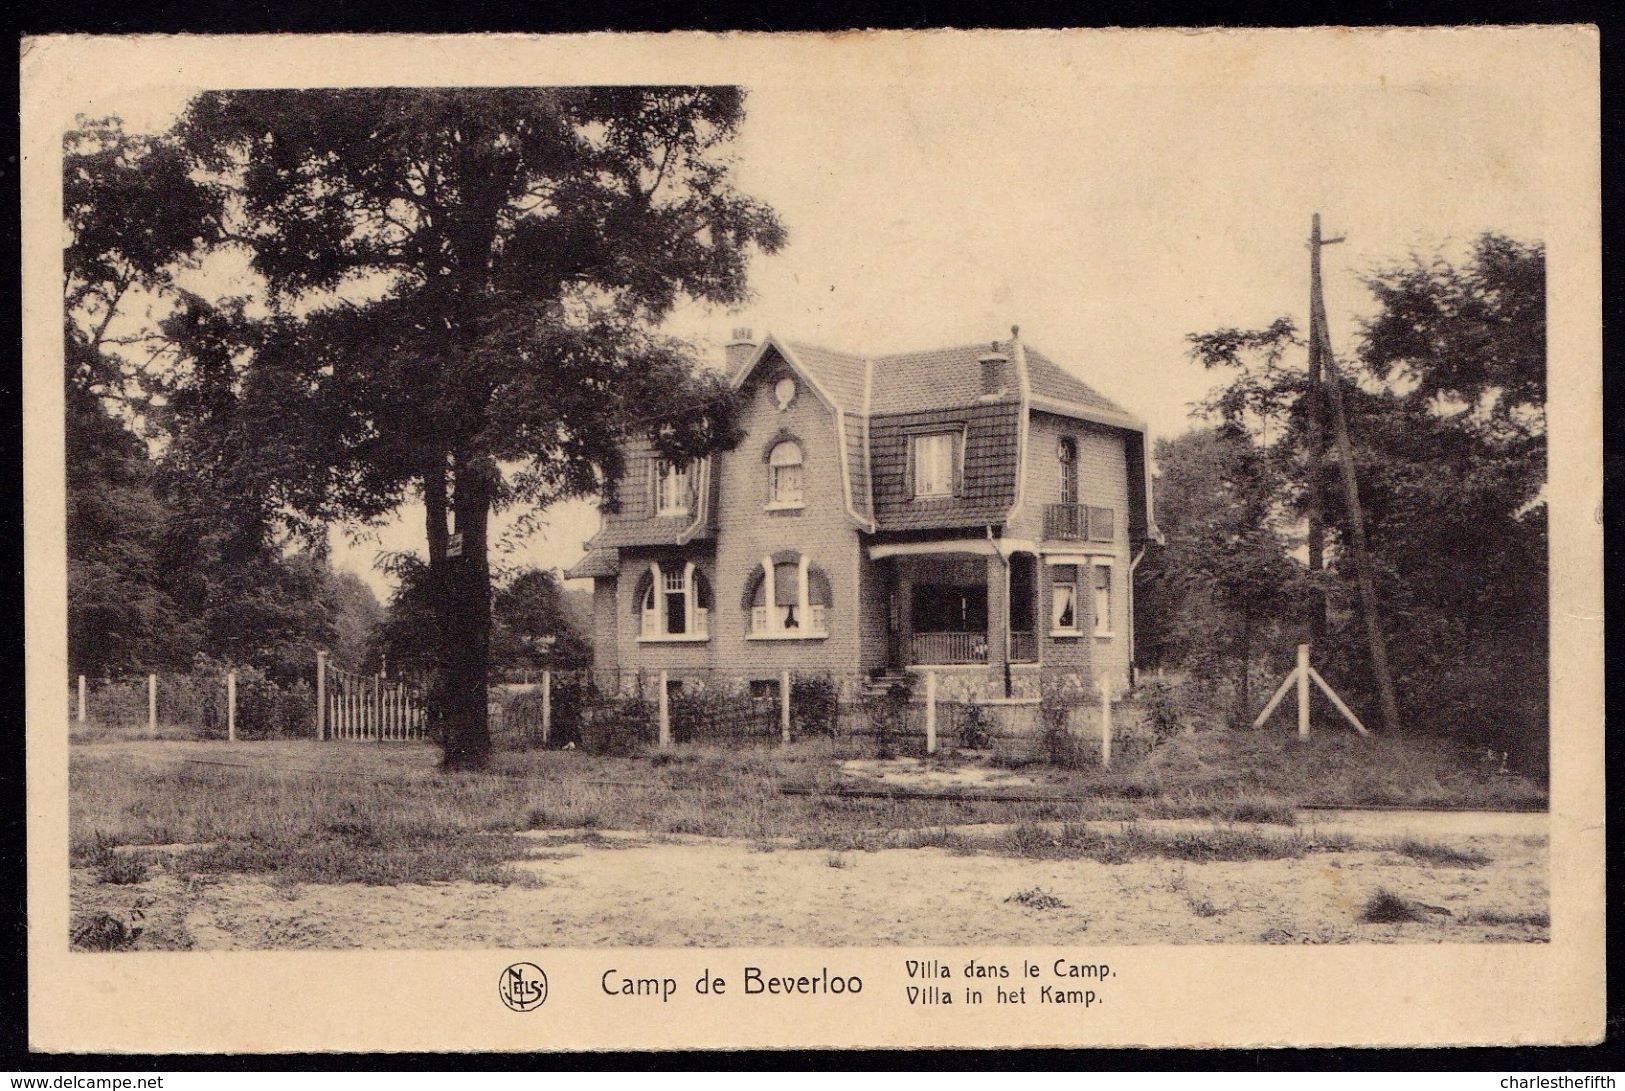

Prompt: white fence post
xmin=227 ymin=670 xmax=237 ymax=742
xmin=1296 ymin=642 xmax=1311 ymax=739
xmin=1099 ymin=674 xmax=1113 ymax=768
xmin=780 ymin=668 xmax=792 ymax=745
xmin=541 ymin=669 xmax=552 ymax=745
xmin=929 ymin=669 xmax=942 ymax=754
xmin=658 ymin=668 xmax=671 ymax=748
xmin=147 ymin=673 xmax=157 ymax=736
xmin=77 ymin=675 xmax=86 ymax=724
xmin=315 ymin=651 xmax=328 ymax=741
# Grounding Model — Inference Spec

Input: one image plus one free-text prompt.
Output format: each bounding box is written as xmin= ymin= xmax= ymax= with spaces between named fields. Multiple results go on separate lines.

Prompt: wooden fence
xmin=316 ymin=653 xmax=426 ymax=742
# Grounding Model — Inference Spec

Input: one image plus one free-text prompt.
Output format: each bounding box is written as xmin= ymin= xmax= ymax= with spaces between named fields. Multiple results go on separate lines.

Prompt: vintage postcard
xmin=21 ymin=28 xmax=1602 ymax=1052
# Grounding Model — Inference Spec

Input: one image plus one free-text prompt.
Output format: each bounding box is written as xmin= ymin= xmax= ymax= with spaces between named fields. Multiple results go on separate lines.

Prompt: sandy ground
xmin=72 ymin=810 xmax=1548 ymax=949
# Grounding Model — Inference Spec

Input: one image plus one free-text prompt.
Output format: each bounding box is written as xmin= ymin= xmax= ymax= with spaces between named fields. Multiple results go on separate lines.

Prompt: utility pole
xmin=1305 ymin=214 xmax=1339 ymax=648
xmin=1307 ymin=218 xmax=1403 ymax=735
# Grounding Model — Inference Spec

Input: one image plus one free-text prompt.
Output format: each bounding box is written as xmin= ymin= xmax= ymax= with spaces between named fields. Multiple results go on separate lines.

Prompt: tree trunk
xmin=1236 ymin=608 xmax=1252 ymax=727
xmin=439 ymin=454 xmax=494 ymax=770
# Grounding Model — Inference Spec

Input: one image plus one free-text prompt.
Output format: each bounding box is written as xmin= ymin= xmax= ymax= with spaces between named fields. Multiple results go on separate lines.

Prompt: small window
xmin=768 ymin=441 xmax=804 ymax=506
xmin=655 ymin=460 xmax=692 ymax=516
xmin=1088 ymin=506 xmax=1115 ymax=542
xmin=1092 ymin=563 xmax=1113 ymax=636
xmin=912 ymin=432 xmax=958 ymax=498
xmin=1051 ymin=564 xmax=1080 ymax=634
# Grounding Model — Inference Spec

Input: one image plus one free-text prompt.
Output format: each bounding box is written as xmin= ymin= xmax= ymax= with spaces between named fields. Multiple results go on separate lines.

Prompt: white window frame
xmin=1092 ymin=559 xmax=1114 ymax=638
xmin=747 ymin=554 xmax=829 ymax=640
xmin=911 ymin=432 xmax=958 ymax=499
xmin=637 ymin=561 xmax=710 ymax=643
xmin=767 ymin=440 xmax=805 ymax=510
xmin=655 ymin=460 xmax=692 ymax=516
xmin=1050 ymin=565 xmax=1081 ymax=637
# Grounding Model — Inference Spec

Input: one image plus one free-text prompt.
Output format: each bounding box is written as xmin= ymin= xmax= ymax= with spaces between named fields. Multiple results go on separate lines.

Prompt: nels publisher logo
xmin=499 ymin=962 xmax=549 ymax=1012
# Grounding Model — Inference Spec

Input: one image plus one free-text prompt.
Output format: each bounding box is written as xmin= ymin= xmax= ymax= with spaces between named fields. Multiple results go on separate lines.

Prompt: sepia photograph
xmin=22 ymin=28 xmax=1602 ymax=1051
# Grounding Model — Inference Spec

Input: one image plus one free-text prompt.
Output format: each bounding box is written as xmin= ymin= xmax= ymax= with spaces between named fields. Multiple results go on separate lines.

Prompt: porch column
xmin=986 ymin=554 xmax=1010 ymax=678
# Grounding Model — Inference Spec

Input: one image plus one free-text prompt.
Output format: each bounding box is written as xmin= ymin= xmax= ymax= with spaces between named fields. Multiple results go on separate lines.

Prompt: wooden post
xmin=541 ymin=669 xmax=552 ymax=745
xmin=315 ymin=651 xmax=328 ymax=741
xmin=77 ymin=675 xmax=86 ymax=724
xmin=227 ymin=670 xmax=237 ymax=742
xmin=929 ymin=669 xmax=942 ymax=754
xmin=146 ymin=673 xmax=157 ymax=736
xmin=1296 ymin=643 xmax=1311 ymax=739
xmin=780 ymin=668 xmax=792 ymax=744
xmin=1099 ymin=674 xmax=1113 ymax=768
xmin=658 ymin=668 xmax=671 ymax=749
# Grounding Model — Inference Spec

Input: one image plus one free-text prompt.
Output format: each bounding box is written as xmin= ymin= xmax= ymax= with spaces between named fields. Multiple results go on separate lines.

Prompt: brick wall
xmin=1021 ymin=410 xmax=1132 ymax=688
xmin=607 ymin=350 xmax=866 ymax=681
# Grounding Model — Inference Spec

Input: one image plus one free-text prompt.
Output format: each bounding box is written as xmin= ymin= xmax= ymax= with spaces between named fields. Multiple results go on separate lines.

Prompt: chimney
xmin=725 ymin=327 xmax=757 ymax=375
xmin=978 ymin=339 xmax=1011 ymax=397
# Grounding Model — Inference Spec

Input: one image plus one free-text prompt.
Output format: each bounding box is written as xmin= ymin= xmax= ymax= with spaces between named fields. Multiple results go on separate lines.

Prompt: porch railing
xmin=1043 ymin=502 xmax=1088 ymax=540
xmin=1009 ymin=630 xmax=1038 ymax=663
xmin=909 ymin=631 xmax=988 ymax=665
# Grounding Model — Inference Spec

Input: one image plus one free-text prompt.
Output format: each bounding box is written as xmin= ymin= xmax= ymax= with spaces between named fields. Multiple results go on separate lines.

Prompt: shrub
xmin=669 ymin=685 xmax=775 ymax=743
xmin=578 ymin=696 xmax=657 ymax=755
xmin=1042 ymin=721 xmax=1094 ymax=770
xmin=863 ymin=676 xmax=914 ymax=758
xmin=790 ymin=673 xmax=840 ymax=737
xmin=1360 ymin=888 xmax=1428 ymax=923
xmin=951 ymin=702 xmax=997 ymax=750
xmin=1005 ymin=887 xmax=1068 ymax=910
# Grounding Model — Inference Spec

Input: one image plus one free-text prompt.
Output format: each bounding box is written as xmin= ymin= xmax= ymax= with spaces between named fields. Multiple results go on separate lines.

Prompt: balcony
xmin=1043 ymin=503 xmax=1088 ymax=540
xmin=1043 ymin=503 xmax=1114 ymax=542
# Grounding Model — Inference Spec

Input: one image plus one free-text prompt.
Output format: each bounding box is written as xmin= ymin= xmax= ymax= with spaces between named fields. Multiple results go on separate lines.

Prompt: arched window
xmin=745 ymin=553 xmax=830 ymax=637
xmin=768 ymin=440 xmax=804 ymax=507
xmin=635 ymin=561 xmax=711 ymax=639
xmin=1058 ymin=437 xmax=1078 ymax=504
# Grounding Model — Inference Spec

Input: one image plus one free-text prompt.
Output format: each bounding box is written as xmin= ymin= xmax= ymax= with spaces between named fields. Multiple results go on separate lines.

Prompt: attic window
xmin=655 ymin=459 xmax=693 ymax=516
xmin=768 ymin=440 xmax=804 ymax=507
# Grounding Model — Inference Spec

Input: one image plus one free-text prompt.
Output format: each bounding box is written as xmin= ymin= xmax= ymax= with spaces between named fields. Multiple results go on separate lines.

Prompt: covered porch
xmin=869 ymin=539 xmax=1039 ymax=669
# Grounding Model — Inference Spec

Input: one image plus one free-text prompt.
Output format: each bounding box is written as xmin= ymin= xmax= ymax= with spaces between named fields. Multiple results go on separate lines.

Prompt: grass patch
xmin=94 ymin=855 xmax=149 ymax=885
xmin=1385 ymin=837 xmax=1491 ymax=868
xmin=71 ymin=911 xmax=143 ymax=951
xmin=1469 ymin=909 xmax=1550 ymax=928
xmin=1005 ymin=887 xmax=1068 ymax=910
xmin=986 ymin=821 xmax=1353 ymax=864
xmin=1360 ymin=888 xmax=1429 ymax=924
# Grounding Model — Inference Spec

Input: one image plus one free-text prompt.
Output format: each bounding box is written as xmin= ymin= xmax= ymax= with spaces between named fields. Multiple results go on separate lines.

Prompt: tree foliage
xmin=1154 ymin=234 xmax=1547 ymax=771
xmin=171 ymin=88 xmax=785 ymax=766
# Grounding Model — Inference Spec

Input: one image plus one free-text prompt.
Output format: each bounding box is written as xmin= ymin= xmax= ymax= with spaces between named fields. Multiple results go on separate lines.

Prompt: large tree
xmin=177 ymin=88 xmax=783 ymax=767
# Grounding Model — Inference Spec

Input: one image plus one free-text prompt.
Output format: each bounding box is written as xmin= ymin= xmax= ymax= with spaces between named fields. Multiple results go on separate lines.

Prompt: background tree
xmin=64 ymin=117 xmax=375 ymax=685
xmin=1172 ymin=233 xmax=1547 ymax=770
xmin=491 ymin=568 xmax=591 ymax=673
xmin=176 ymin=87 xmax=785 ymax=767
xmin=1137 ymin=427 xmax=1304 ymax=722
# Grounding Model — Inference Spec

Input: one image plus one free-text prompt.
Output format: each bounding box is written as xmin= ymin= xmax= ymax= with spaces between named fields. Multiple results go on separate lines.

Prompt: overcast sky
xmin=88 ymin=36 xmax=1559 ymax=603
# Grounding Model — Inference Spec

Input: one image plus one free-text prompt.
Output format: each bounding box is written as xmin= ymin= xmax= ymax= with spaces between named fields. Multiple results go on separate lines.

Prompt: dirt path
xmin=73 ymin=813 xmax=1547 ymax=949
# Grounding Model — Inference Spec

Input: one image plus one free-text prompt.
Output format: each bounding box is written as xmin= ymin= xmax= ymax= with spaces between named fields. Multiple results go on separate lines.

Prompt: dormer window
xmin=911 ymin=432 xmax=960 ymax=499
xmin=655 ymin=459 xmax=693 ymax=516
xmin=768 ymin=440 xmax=804 ymax=508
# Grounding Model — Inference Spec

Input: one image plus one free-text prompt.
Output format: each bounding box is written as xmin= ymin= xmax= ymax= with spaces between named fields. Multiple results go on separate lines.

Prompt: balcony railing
xmin=1043 ymin=503 xmax=1088 ymax=540
xmin=909 ymin=631 xmax=989 ymax=665
xmin=1009 ymin=630 xmax=1038 ymax=663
